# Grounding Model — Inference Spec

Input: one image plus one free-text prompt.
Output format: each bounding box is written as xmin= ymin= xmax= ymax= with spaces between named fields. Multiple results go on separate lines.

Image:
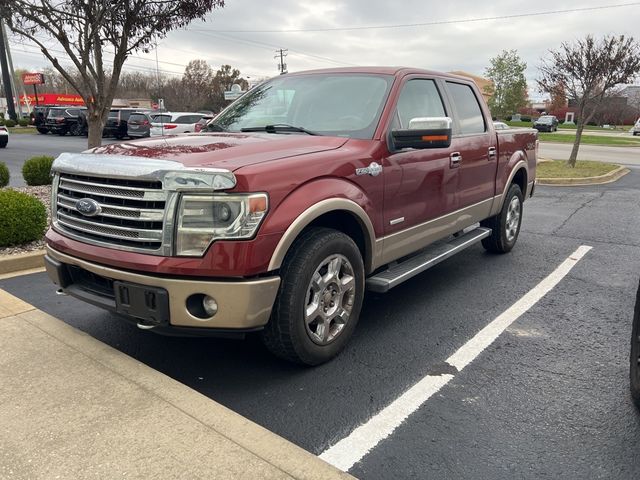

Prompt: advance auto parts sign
xmin=19 ymin=93 xmax=85 ymax=106
xmin=22 ymin=73 xmax=45 ymax=85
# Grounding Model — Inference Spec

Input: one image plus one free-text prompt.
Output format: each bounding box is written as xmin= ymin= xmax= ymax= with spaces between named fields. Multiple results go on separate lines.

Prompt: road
xmin=2 ymin=168 xmax=640 ymax=479
xmin=539 ymin=142 xmax=640 ymax=166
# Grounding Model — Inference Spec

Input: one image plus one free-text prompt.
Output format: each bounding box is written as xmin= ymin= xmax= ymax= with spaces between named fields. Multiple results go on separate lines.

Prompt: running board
xmin=366 ymin=227 xmax=491 ymax=293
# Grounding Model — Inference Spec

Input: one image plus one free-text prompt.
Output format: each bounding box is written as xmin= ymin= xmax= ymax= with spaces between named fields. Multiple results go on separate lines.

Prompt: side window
xmin=446 ymin=82 xmax=486 ymax=135
xmin=175 ymin=115 xmax=200 ymax=124
xmin=395 ymin=79 xmax=446 ymax=129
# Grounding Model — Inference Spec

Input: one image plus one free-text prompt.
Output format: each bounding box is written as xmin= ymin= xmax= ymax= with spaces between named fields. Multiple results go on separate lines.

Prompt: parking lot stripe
xmin=319 ymin=245 xmax=592 ymax=472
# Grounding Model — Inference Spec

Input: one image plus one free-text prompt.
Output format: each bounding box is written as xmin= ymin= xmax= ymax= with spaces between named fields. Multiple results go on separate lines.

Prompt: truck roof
xmin=284 ymin=66 xmax=473 ymax=82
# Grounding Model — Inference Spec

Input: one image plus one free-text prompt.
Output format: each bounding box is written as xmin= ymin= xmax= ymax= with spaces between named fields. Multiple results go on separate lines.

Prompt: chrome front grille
xmin=54 ymin=173 xmax=166 ymax=251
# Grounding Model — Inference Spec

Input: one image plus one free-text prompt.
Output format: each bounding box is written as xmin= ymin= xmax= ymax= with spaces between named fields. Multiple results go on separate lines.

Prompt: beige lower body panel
xmin=375 ymin=198 xmax=494 ymax=268
xmin=45 ymin=246 xmax=281 ymax=329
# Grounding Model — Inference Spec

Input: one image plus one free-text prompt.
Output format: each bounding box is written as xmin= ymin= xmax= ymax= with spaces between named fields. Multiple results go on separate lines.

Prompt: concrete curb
xmin=0 ymin=249 xmax=45 ymax=275
xmin=537 ymin=165 xmax=630 ymax=187
xmin=0 ymin=288 xmax=354 ymax=479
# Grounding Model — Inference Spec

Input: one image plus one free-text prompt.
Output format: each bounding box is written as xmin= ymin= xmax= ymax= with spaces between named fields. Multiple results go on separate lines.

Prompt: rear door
xmin=442 ymin=80 xmax=497 ymax=213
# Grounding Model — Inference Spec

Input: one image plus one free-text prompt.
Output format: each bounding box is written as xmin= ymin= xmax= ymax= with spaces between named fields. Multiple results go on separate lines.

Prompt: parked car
xmin=631 ymin=118 xmax=640 ymax=136
xmin=0 ymin=125 xmax=8 ymax=148
xmin=127 ymin=112 xmax=153 ymax=139
xmin=33 ymin=105 xmax=54 ymax=134
xmin=150 ymin=112 xmax=205 ymax=136
xmin=45 ymin=67 xmax=537 ymax=365
xmin=44 ymin=107 xmax=86 ymax=136
xmin=195 ymin=115 xmax=214 ymax=133
xmin=631 ymin=280 xmax=640 ymax=407
xmin=104 ymin=108 xmax=148 ymax=139
xmin=493 ymin=121 xmax=509 ymax=130
xmin=533 ymin=115 xmax=559 ymax=132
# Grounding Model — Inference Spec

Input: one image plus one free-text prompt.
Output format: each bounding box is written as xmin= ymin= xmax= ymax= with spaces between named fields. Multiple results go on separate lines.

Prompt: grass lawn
xmin=6 ymin=127 xmax=37 ymax=135
xmin=538 ymin=133 xmax=640 ymax=146
xmin=537 ymin=160 xmax=619 ymax=178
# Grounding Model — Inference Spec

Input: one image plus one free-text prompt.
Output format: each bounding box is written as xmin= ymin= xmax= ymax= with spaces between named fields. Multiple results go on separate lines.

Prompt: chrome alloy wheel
xmin=505 ymin=196 xmax=521 ymax=242
xmin=304 ymin=254 xmax=356 ymax=345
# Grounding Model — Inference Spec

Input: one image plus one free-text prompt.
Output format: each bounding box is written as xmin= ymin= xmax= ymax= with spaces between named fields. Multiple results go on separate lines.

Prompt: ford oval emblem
xmin=75 ymin=198 xmax=102 ymax=217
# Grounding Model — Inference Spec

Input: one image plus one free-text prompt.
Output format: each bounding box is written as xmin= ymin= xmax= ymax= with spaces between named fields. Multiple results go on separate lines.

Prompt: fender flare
xmin=267 ymin=198 xmax=377 ymax=273
xmin=491 ymin=155 xmax=528 ymax=216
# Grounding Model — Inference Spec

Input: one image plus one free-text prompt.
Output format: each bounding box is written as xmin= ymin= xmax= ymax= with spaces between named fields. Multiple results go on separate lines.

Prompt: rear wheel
xmin=481 ymin=183 xmax=523 ymax=253
xmin=36 ymin=127 xmax=49 ymax=134
xmin=261 ymin=227 xmax=365 ymax=365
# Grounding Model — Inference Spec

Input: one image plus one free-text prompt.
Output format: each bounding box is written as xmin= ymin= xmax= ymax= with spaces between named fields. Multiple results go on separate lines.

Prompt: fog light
xmin=186 ymin=293 xmax=218 ymax=319
xmin=202 ymin=295 xmax=218 ymax=316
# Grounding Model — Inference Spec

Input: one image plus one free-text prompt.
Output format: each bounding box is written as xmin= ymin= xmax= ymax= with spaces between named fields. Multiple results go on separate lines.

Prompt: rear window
xmin=108 ymin=111 xmax=119 ymax=118
xmin=175 ymin=115 xmax=203 ymax=124
xmin=129 ymin=113 xmax=148 ymax=122
xmin=153 ymin=115 xmax=172 ymax=123
xmin=446 ymin=82 xmax=486 ymax=135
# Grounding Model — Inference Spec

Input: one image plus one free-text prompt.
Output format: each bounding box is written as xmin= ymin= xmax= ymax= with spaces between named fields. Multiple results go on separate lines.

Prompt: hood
xmin=89 ymin=133 xmax=349 ymax=171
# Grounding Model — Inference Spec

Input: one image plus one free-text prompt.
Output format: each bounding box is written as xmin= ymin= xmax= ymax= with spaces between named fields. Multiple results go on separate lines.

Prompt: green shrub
xmin=22 ymin=156 xmax=54 ymax=186
xmin=0 ymin=117 xmax=4 ymax=126
xmin=4 ymin=119 xmax=15 ymax=128
xmin=18 ymin=118 xmax=29 ymax=127
xmin=0 ymin=190 xmax=47 ymax=247
xmin=520 ymin=116 xmax=531 ymax=122
xmin=0 ymin=162 xmax=9 ymax=188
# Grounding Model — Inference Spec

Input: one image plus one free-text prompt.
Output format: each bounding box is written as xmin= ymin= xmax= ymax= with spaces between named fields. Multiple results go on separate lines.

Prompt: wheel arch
xmin=491 ymin=154 xmax=528 ymax=216
xmin=267 ymin=198 xmax=376 ymax=274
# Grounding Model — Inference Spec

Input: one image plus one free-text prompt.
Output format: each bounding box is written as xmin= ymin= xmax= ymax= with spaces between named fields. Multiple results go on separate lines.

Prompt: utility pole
xmin=274 ymin=49 xmax=288 ymax=75
xmin=2 ymin=22 xmax=23 ymax=118
xmin=0 ymin=20 xmax=17 ymax=121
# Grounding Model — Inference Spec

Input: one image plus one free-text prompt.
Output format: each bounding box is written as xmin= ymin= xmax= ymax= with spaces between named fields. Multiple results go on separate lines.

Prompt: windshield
xmin=212 ymin=73 xmax=394 ymax=139
xmin=537 ymin=116 xmax=553 ymax=123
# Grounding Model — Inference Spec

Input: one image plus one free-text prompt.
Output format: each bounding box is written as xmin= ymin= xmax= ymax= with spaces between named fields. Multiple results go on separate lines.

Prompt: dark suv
xmin=33 ymin=105 xmax=54 ymax=134
xmin=533 ymin=115 xmax=559 ymax=132
xmin=45 ymin=107 xmax=86 ymax=136
xmin=104 ymin=108 xmax=148 ymax=139
xmin=126 ymin=112 xmax=153 ymax=139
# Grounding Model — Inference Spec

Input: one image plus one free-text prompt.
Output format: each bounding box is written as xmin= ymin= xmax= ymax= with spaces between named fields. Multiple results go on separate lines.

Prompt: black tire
xmin=57 ymin=128 xmax=68 ymax=136
xmin=0 ymin=140 xmax=6 ymax=148
xmin=261 ymin=227 xmax=365 ymax=365
xmin=70 ymin=124 xmax=82 ymax=136
xmin=36 ymin=127 xmax=49 ymax=134
xmin=630 ymin=281 xmax=640 ymax=407
xmin=481 ymin=183 xmax=524 ymax=253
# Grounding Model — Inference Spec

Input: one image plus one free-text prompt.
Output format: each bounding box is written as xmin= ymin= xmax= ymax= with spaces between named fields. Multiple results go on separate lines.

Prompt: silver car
xmin=631 ymin=118 xmax=640 ymax=136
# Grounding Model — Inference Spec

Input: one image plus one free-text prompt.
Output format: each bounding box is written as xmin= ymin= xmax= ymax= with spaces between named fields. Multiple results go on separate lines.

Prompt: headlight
xmin=176 ymin=193 xmax=268 ymax=256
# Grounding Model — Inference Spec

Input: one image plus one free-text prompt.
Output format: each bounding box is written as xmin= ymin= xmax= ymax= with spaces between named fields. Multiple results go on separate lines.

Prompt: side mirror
xmin=391 ymin=117 xmax=452 ymax=149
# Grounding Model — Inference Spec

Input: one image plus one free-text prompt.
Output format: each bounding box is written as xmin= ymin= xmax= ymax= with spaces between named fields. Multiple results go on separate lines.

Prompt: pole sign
xmin=22 ymin=72 xmax=45 ymax=85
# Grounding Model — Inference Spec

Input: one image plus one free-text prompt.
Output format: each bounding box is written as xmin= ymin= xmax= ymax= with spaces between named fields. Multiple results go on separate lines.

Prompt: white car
xmin=631 ymin=118 xmax=640 ymax=136
xmin=493 ymin=121 xmax=509 ymax=130
xmin=149 ymin=112 xmax=205 ymax=136
xmin=0 ymin=125 xmax=8 ymax=148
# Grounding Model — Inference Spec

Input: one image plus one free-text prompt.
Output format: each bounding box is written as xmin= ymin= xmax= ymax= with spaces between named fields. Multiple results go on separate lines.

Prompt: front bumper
xmin=45 ymin=246 xmax=281 ymax=334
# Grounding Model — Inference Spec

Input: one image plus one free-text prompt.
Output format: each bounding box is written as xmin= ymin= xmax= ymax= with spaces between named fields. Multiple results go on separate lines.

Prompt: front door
xmin=381 ymin=77 xmax=458 ymax=262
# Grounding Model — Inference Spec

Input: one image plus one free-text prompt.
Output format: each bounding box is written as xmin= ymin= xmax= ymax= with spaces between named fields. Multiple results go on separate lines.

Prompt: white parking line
xmin=320 ymin=245 xmax=592 ymax=472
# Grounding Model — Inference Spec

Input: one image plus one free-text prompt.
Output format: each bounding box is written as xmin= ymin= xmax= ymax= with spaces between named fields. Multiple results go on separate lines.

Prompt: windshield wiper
xmin=240 ymin=124 xmax=319 ymax=136
xmin=206 ymin=123 xmax=227 ymax=132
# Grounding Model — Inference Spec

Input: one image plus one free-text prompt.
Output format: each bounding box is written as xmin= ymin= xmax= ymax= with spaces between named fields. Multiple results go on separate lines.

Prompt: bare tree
xmin=181 ymin=60 xmax=214 ymax=111
xmin=538 ymin=35 xmax=640 ymax=167
xmin=0 ymin=0 xmax=224 ymax=147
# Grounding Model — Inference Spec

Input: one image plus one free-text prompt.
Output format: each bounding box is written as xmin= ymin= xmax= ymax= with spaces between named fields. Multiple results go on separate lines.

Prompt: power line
xmin=274 ymin=48 xmax=287 ymax=74
xmin=194 ymin=3 xmax=640 ymax=33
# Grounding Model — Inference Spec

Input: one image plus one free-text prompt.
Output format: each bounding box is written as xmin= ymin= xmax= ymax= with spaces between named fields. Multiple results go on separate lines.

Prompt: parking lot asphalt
xmin=2 ymin=167 xmax=639 ymax=478
xmin=0 ymin=133 xmax=117 ymax=187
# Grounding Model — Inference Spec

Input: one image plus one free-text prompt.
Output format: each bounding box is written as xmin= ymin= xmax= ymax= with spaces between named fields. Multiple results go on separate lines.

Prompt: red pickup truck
xmin=45 ymin=67 xmax=537 ymax=365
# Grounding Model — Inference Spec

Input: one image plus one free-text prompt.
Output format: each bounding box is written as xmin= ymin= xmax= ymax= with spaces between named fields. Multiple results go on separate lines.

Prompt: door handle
xmin=488 ymin=147 xmax=497 ymax=160
xmin=450 ymin=152 xmax=462 ymax=168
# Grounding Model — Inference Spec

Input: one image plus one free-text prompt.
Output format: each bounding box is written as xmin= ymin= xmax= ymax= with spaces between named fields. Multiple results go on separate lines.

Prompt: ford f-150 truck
xmin=45 ymin=67 xmax=537 ymax=365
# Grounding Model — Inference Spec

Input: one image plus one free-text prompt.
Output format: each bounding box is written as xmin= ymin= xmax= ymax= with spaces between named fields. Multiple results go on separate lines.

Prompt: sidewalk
xmin=0 ymin=288 xmax=353 ymax=480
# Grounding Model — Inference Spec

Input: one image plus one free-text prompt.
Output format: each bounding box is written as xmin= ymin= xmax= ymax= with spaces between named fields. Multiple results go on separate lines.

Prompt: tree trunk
xmin=568 ymin=120 xmax=586 ymax=168
xmin=87 ymin=114 xmax=104 ymax=149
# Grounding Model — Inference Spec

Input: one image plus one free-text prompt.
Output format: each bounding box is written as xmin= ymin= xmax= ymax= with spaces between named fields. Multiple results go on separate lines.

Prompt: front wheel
xmin=261 ymin=227 xmax=365 ymax=365
xmin=481 ymin=183 xmax=523 ymax=253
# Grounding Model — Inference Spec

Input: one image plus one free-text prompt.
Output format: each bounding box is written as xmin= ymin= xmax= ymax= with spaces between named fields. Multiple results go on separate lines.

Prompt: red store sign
xmin=19 ymin=93 xmax=85 ymax=106
xmin=22 ymin=72 xmax=45 ymax=85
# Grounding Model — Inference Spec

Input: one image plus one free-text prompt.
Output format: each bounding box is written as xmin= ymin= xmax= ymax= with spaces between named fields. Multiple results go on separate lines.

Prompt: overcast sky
xmin=7 ymin=0 xmax=640 ymax=100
